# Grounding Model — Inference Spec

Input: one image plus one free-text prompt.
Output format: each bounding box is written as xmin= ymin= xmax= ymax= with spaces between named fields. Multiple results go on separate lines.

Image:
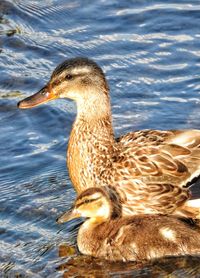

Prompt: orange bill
xmin=17 ymin=86 xmax=58 ymax=109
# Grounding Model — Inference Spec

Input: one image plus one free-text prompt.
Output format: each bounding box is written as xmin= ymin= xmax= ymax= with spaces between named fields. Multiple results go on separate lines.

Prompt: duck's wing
xmin=113 ymin=129 xmax=200 ymax=217
xmin=117 ymin=129 xmax=200 ymax=187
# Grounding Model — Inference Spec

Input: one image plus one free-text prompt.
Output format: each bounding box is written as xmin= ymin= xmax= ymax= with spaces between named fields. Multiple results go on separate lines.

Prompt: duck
xmin=18 ymin=57 xmax=200 ymax=218
xmin=57 ymin=186 xmax=200 ymax=262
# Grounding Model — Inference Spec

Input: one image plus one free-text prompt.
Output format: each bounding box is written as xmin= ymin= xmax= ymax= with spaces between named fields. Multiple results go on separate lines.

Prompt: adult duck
xmin=18 ymin=57 xmax=200 ymax=218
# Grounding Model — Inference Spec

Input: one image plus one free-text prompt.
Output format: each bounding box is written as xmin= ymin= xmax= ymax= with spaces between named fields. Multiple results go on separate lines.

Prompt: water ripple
xmin=115 ymin=3 xmax=200 ymax=16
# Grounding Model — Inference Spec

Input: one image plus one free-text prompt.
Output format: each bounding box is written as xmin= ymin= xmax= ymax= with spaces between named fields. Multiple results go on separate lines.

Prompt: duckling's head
xmin=18 ymin=57 xmax=110 ymax=115
xmin=57 ymin=187 xmax=121 ymax=224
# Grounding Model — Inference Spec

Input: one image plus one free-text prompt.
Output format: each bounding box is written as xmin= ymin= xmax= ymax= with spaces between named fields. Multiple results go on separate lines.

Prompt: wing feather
xmin=112 ymin=129 xmax=200 ymax=216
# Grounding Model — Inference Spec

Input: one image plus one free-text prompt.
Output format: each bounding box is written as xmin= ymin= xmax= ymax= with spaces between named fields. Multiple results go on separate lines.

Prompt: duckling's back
xmin=77 ymin=215 xmax=200 ymax=262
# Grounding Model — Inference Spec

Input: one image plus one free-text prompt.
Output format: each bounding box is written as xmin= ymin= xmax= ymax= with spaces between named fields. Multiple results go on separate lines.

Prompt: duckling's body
xmin=18 ymin=57 xmax=200 ymax=218
xmin=78 ymin=215 xmax=200 ymax=262
xmin=57 ymin=187 xmax=200 ymax=262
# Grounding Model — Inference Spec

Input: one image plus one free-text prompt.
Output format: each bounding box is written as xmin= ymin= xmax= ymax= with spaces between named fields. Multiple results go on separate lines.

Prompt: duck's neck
xmin=67 ymin=95 xmax=115 ymax=193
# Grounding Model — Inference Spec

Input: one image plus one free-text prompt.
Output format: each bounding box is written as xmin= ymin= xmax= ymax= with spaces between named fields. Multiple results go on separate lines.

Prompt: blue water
xmin=1 ymin=0 xmax=200 ymax=276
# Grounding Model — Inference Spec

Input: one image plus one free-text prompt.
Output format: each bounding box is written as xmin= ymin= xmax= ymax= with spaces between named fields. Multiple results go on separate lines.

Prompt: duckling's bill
xmin=57 ymin=208 xmax=81 ymax=224
xmin=18 ymin=86 xmax=58 ymax=109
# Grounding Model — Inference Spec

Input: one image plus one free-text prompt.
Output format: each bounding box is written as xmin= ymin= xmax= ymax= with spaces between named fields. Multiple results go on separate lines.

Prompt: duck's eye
xmin=65 ymin=74 xmax=73 ymax=80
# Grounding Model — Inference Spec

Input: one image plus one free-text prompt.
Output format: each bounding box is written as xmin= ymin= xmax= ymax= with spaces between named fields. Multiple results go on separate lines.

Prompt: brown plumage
xmin=57 ymin=187 xmax=200 ymax=262
xmin=18 ymin=57 xmax=200 ymax=218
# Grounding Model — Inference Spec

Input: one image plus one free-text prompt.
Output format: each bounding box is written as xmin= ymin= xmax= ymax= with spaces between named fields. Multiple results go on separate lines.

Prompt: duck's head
xmin=57 ymin=187 xmax=121 ymax=224
xmin=18 ymin=57 xmax=110 ymax=113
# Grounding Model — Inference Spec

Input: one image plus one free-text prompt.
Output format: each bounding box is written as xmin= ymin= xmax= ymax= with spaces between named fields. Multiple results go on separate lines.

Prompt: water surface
xmin=1 ymin=0 xmax=200 ymax=277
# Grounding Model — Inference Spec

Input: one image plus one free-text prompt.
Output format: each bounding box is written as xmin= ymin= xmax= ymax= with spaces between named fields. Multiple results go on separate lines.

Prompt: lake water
xmin=1 ymin=0 xmax=200 ymax=277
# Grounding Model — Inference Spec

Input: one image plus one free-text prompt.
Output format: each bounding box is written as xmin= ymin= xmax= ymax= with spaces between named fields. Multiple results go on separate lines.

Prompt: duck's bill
xmin=17 ymin=86 xmax=58 ymax=109
xmin=56 ymin=209 xmax=81 ymax=224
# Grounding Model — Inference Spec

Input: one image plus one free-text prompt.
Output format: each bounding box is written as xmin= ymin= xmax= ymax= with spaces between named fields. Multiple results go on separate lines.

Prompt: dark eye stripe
xmin=51 ymin=73 xmax=87 ymax=87
xmin=51 ymin=79 xmax=62 ymax=87
xmin=76 ymin=197 xmax=101 ymax=208
xmin=51 ymin=75 xmax=74 ymax=87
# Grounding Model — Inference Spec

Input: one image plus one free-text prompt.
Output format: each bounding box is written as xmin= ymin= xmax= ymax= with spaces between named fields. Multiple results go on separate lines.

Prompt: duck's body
xmin=57 ymin=187 xmax=200 ymax=262
xmin=18 ymin=57 xmax=200 ymax=218
xmin=68 ymin=115 xmax=200 ymax=217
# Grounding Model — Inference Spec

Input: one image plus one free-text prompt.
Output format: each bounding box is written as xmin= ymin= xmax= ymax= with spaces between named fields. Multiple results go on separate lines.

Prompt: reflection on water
xmin=1 ymin=0 xmax=200 ymax=276
xmin=56 ymin=250 xmax=200 ymax=277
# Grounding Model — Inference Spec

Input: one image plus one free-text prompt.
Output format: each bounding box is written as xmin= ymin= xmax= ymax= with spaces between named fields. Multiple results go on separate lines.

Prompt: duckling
xmin=18 ymin=57 xmax=200 ymax=218
xmin=57 ymin=186 xmax=200 ymax=262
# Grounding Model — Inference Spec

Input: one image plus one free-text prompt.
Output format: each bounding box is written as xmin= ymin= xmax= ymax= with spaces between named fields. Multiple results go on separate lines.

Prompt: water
xmin=1 ymin=0 xmax=200 ymax=276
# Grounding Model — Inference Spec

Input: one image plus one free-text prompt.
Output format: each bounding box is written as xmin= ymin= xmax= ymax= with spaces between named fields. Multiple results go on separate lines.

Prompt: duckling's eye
xmin=83 ymin=197 xmax=101 ymax=205
xmin=65 ymin=74 xmax=73 ymax=80
xmin=84 ymin=199 xmax=91 ymax=204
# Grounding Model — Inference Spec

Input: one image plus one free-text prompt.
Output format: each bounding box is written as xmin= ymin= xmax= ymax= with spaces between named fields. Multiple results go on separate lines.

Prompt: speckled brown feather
xmin=68 ymin=116 xmax=200 ymax=217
